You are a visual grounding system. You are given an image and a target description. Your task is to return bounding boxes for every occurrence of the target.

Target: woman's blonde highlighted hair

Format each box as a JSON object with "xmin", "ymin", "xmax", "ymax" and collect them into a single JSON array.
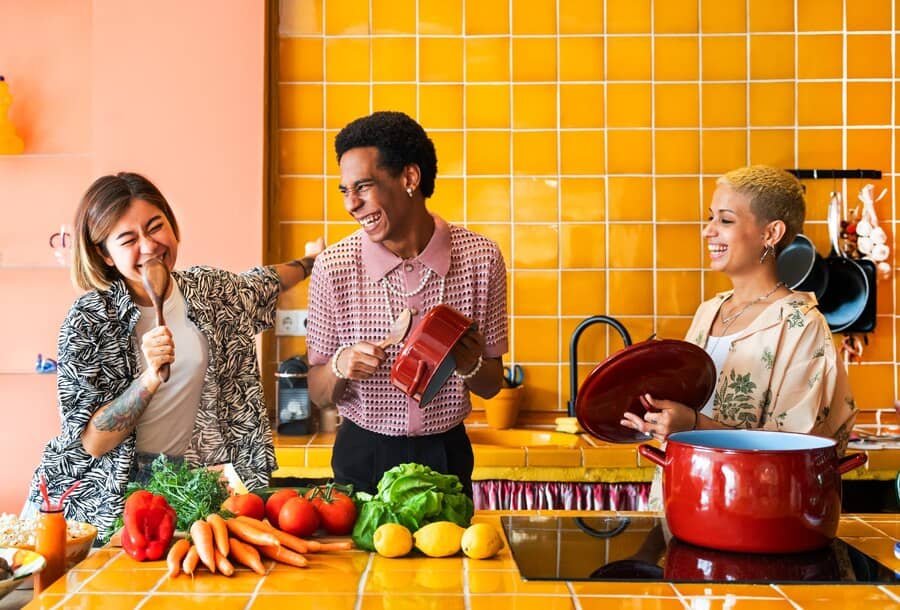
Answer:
[
  {"xmin": 717, "ymin": 166, "xmax": 805, "ymax": 254},
  {"xmin": 71, "ymin": 173, "xmax": 180, "ymax": 291}
]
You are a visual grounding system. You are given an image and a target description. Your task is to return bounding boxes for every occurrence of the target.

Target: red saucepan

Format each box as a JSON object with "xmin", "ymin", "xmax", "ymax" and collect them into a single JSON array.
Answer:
[
  {"xmin": 390, "ymin": 304, "xmax": 474, "ymax": 407},
  {"xmin": 639, "ymin": 430, "xmax": 867, "ymax": 554}
]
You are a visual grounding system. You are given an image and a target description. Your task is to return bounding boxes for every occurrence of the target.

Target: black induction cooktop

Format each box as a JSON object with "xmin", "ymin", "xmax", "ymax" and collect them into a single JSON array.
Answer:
[{"xmin": 501, "ymin": 515, "xmax": 900, "ymax": 584}]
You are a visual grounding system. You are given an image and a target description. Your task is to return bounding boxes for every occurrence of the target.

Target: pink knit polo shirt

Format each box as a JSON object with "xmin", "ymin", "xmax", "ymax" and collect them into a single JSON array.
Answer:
[{"xmin": 306, "ymin": 215, "xmax": 508, "ymax": 436}]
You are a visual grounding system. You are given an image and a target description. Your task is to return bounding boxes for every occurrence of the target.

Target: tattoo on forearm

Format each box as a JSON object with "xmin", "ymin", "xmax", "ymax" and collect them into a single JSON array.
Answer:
[{"xmin": 93, "ymin": 379, "xmax": 153, "ymax": 432}]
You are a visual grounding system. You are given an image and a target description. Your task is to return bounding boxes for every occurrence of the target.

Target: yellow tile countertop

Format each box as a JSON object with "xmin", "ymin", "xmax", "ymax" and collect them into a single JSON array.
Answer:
[
  {"xmin": 272, "ymin": 423, "xmax": 900, "ymax": 483},
  {"xmin": 24, "ymin": 511, "xmax": 900, "ymax": 610}
]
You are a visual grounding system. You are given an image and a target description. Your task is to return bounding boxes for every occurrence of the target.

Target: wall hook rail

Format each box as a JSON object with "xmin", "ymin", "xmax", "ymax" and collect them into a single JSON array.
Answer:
[{"xmin": 786, "ymin": 169, "xmax": 882, "ymax": 180}]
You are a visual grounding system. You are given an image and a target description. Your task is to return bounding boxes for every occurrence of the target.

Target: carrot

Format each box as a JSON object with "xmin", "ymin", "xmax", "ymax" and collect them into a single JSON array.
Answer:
[
  {"xmin": 225, "ymin": 518, "xmax": 280, "ymax": 547},
  {"xmin": 228, "ymin": 537, "xmax": 266, "ymax": 575},
  {"xmin": 257, "ymin": 543, "xmax": 308, "ymax": 568},
  {"xmin": 189, "ymin": 519, "xmax": 216, "ymax": 573},
  {"xmin": 305, "ymin": 539, "xmax": 353, "ymax": 553},
  {"xmin": 214, "ymin": 549, "xmax": 235, "ymax": 576},
  {"xmin": 235, "ymin": 515, "xmax": 309, "ymax": 554},
  {"xmin": 166, "ymin": 538, "xmax": 191, "ymax": 578},
  {"xmin": 182, "ymin": 545, "xmax": 200, "ymax": 576},
  {"xmin": 206, "ymin": 513, "xmax": 230, "ymax": 557},
  {"xmin": 234, "ymin": 515, "xmax": 271, "ymax": 530}
]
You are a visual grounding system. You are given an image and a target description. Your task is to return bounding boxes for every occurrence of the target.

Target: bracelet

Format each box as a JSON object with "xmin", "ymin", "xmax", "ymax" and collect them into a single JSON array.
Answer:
[
  {"xmin": 331, "ymin": 344, "xmax": 351, "ymax": 380},
  {"xmin": 454, "ymin": 355, "xmax": 483, "ymax": 380},
  {"xmin": 691, "ymin": 409, "xmax": 699, "ymax": 430},
  {"xmin": 299, "ymin": 257, "xmax": 314, "ymax": 278}
]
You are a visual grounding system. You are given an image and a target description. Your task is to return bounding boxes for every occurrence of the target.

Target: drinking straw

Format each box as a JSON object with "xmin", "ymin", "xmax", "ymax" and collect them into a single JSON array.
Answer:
[{"xmin": 39, "ymin": 474, "xmax": 51, "ymax": 511}]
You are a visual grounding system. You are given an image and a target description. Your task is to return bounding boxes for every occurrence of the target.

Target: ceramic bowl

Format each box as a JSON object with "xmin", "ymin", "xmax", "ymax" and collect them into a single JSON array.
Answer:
[
  {"xmin": 8, "ymin": 521, "xmax": 97, "ymax": 569},
  {"xmin": 0, "ymin": 547, "xmax": 45, "ymax": 600}
]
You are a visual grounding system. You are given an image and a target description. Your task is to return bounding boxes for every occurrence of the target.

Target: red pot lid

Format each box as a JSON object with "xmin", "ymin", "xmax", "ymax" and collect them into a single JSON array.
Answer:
[{"xmin": 575, "ymin": 339, "xmax": 715, "ymax": 443}]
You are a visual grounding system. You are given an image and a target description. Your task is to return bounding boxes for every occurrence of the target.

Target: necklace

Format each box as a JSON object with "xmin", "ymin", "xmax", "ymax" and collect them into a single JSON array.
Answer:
[
  {"xmin": 380, "ymin": 267, "xmax": 446, "ymax": 327},
  {"xmin": 719, "ymin": 281, "xmax": 785, "ymax": 327},
  {"xmin": 381, "ymin": 267, "xmax": 433, "ymax": 298}
]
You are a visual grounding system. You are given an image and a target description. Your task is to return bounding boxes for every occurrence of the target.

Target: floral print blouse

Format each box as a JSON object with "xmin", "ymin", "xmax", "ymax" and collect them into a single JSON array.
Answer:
[
  {"xmin": 648, "ymin": 291, "xmax": 857, "ymax": 511},
  {"xmin": 686, "ymin": 290, "xmax": 856, "ymax": 450}
]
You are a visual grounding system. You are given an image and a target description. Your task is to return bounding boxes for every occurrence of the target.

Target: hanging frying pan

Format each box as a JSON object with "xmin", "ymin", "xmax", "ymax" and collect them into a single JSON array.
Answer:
[
  {"xmin": 817, "ymin": 193, "xmax": 869, "ymax": 333},
  {"xmin": 776, "ymin": 234, "xmax": 829, "ymax": 299},
  {"xmin": 842, "ymin": 257, "xmax": 877, "ymax": 333}
]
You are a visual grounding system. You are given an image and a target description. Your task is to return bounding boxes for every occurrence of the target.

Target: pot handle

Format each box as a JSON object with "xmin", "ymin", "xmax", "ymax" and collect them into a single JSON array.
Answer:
[
  {"xmin": 836, "ymin": 452, "xmax": 868, "ymax": 475},
  {"xmin": 408, "ymin": 360, "xmax": 428, "ymax": 398},
  {"xmin": 638, "ymin": 444, "xmax": 666, "ymax": 466}
]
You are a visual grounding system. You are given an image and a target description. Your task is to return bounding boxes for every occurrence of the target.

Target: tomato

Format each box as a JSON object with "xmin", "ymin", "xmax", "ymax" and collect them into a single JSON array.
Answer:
[
  {"xmin": 221, "ymin": 492, "xmax": 265, "ymax": 520},
  {"xmin": 304, "ymin": 485, "xmax": 358, "ymax": 535},
  {"xmin": 265, "ymin": 488, "xmax": 299, "ymax": 527},
  {"xmin": 278, "ymin": 496, "xmax": 320, "ymax": 537}
]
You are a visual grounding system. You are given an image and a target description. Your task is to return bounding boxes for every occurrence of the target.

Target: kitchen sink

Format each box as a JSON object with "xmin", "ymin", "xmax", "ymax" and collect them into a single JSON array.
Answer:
[{"xmin": 466, "ymin": 427, "xmax": 590, "ymax": 448}]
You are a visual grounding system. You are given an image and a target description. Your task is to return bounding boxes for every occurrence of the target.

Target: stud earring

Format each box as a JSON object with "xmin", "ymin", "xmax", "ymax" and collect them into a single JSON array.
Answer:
[
  {"xmin": 406, "ymin": 187, "xmax": 413, "ymax": 197},
  {"xmin": 759, "ymin": 244, "xmax": 775, "ymax": 264}
]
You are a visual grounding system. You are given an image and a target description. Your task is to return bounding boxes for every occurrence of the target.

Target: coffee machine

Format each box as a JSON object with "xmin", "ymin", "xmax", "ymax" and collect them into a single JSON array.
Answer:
[{"xmin": 276, "ymin": 355, "xmax": 311, "ymax": 435}]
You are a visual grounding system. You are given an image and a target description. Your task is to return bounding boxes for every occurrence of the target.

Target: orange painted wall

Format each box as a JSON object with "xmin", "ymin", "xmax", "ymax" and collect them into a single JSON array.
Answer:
[{"xmin": 0, "ymin": 0, "xmax": 265, "ymax": 513}]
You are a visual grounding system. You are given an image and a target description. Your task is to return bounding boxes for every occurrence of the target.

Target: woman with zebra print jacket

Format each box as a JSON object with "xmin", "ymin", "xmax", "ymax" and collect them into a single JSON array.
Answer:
[{"xmin": 24, "ymin": 172, "xmax": 323, "ymax": 537}]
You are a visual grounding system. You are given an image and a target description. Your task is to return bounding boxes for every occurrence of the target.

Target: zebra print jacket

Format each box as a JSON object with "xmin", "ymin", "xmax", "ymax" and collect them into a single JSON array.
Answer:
[{"xmin": 27, "ymin": 266, "xmax": 281, "ymax": 535}]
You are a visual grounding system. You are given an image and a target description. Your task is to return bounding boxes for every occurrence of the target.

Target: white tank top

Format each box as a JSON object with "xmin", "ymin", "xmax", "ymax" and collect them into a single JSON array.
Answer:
[
  {"xmin": 700, "ymin": 331, "xmax": 740, "ymax": 417},
  {"xmin": 134, "ymin": 282, "xmax": 208, "ymax": 456}
]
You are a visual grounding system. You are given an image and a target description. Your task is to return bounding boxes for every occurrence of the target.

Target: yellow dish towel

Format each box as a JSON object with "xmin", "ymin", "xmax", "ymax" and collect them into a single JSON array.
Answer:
[{"xmin": 555, "ymin": 417, "xmax": 584, "ymax": 434}]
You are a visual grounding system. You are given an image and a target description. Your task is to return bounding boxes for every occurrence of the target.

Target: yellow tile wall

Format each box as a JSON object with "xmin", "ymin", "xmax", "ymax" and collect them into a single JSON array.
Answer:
[{"xmin": 272, "ymin": 0, "xmax": 897, "ymax": 415}]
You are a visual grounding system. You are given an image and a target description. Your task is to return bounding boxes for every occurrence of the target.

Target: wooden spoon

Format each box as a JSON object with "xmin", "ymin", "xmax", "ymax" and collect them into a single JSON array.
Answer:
[
  {"xmin": 378, "ymin": 308, "xmax": 413, "ymax": 348},
  {"xmin": 140, "ymin": 257, "xmax": 171, "ymax": 382}
]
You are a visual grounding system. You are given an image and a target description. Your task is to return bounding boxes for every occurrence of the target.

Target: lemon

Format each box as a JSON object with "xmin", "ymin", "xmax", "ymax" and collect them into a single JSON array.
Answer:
[
  {"xmin": 460, "ymin": 523, "xmax": 503, "ymax": 559},
  {"xmin": 373, "ymin": 523, "xmax": 414, "ymax": 558},
  {"xmin": 413, "ymin": 521, "xmax": 465, "ymax": 557}
]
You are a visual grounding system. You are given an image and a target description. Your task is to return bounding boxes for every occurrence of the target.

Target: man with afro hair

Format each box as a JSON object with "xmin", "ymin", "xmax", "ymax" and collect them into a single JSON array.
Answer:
[{"xmin": 306, "ymin": 111, "xmax": 508, "ymax": 495}]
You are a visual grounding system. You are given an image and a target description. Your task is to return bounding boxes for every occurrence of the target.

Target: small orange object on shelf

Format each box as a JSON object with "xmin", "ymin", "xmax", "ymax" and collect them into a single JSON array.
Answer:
[{"xmin": 0, "ymin": 75, "xmax": 24, "ymax": 154}]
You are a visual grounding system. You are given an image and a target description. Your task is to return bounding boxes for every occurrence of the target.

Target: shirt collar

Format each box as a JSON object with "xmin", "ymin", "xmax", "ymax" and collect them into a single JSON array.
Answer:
[{"xmin": 362, "ymin": 214, "xmax": 451, "ymax": 281}]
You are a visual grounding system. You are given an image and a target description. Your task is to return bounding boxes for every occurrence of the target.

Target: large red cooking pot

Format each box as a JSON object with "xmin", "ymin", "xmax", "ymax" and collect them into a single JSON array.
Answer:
[
  {"xmin": 390, "ymin": 304, "xmax": 474, "ymax": 407},
  {"xmin": 639, "ymin": 430, "xmax": 867, "ymax": 554}
]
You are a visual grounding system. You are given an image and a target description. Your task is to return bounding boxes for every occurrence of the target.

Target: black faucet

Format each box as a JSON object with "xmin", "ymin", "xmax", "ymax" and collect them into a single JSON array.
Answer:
[{"xmin": 568, "ymin": 315, "xmax": 632, "ymax": 417}]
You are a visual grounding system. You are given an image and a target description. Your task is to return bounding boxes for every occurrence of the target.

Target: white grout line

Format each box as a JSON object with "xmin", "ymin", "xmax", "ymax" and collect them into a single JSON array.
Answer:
[
  {"xmin": 602, "ymin": 0, "xmax": 610, "ymax": 358},
  {"xmin": 769, "ymin": 583, "xmax": 805, "ymax": 610},
  {"xmin": 554, "ymin": 0, "xmax": 562, "ymax": 402},
  {"xmin": 696, "ymin": 0, "xmax": 705, "ymax": 301},
  {"xmin": 279, "ymin": 29, "xmax": 899, "ymax": 39},
  {"xmin": 891, "ymin": 0, "xmax": 897, "ymax": 405},
  {"xmin": 745, "ymin": 0, "xmax": 751, "ymax": 164},
  {"xmin": 650, "ymin": 0, "xmax": 658, "ymax": 330},
  {"xmin": 353, "ymin": 552, "xmax": 375, "ymax": 610}
]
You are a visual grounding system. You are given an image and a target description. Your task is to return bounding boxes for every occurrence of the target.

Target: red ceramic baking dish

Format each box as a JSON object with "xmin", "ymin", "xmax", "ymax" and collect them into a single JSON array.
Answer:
[{"xmin": 390, "ymin": 304, "xmax": 475, "ymax": 407}]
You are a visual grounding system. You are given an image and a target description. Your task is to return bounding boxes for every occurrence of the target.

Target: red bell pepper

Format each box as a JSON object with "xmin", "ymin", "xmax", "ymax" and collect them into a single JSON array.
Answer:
[{"xmin": 122, "ymin": 490, "xmax": 176, "ymax": 561}]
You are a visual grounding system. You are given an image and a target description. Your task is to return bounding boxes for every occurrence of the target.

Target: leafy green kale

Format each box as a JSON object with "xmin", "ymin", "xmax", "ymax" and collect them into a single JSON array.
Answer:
[{"xmin": 127, "ymin": 455, "xmax": 229, "ymax": 532}]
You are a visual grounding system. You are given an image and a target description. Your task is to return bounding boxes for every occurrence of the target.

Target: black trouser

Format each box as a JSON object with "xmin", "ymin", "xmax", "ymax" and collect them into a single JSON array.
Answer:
[{"xmin": 331, "ymin": 418, "xmax": 474, "ymax": 497}]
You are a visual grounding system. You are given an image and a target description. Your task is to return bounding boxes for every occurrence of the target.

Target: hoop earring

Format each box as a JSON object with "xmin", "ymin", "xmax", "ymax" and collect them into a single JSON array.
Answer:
[
  {"xmin": 406, "ymin": 187, "xmax": 414, "ymax": 198},
  {"xmin": 759, "ymin": 244, "xmax": 775, "ymax": 264}
]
